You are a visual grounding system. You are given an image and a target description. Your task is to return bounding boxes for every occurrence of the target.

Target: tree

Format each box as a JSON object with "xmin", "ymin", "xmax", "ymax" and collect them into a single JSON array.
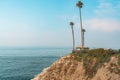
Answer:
[
  {"xmin": 70, "ymin": 22, "xmax": 75, "ymax": 53},
  {"xmin": 76, "ymin": 1, "xmax": 84, "ymax": 48}
]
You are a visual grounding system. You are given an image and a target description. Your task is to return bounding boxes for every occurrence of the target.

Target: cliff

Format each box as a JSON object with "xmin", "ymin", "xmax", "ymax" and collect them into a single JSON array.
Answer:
[{"xmin": 32, "ymin": 49, "xmax": 120, "ymax": 80}]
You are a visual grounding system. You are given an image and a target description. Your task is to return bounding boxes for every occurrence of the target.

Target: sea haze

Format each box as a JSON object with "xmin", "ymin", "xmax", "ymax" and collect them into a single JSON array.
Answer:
[{"xmin": 0, "ymin": 47, "xmax": 71, "ymax": 80}]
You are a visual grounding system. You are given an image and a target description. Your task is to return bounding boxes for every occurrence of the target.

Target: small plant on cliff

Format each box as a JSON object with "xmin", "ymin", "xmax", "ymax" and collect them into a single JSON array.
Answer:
[{"xmin": 117, "ymin": 54, "xmax": 120, "ymax": 66}]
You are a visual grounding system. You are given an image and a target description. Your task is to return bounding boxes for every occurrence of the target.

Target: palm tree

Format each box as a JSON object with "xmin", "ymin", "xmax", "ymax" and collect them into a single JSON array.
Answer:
[
  {"xmin": 82, "ymin": 29, "xmax": 86, "ymax": 47},
  {"xmin": 70, "ymin": 22, "xmax": 75, "ymax": 53},
  {"xmin": 76, "ymin": 1, "xmax": 84, "ymax": 48}
]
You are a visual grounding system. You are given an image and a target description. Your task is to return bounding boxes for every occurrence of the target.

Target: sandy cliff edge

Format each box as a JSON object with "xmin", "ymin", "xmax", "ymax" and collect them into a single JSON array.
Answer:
[{"xmin": 32, "ymin": 53, "xmax": 120, "ymax": 80}]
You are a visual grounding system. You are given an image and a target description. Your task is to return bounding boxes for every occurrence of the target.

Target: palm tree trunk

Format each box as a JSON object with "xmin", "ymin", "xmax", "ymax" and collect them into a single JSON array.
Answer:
[
  {"xmin": 79, "ymin": 7, "xmax": 84, "ymax": 48},
  {"xmin": 83, "ymin": 31, "xmax": 84, "ymax": 47},
  {"xmin": 71, "ymin": 26, "xmax": 75, "ymax": 52}
]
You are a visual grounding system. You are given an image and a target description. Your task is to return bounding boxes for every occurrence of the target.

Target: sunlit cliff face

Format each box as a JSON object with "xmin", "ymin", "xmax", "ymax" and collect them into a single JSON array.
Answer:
[{"xmin": 33, "ymin": 51, "xmax": 120, "ymax": 80}]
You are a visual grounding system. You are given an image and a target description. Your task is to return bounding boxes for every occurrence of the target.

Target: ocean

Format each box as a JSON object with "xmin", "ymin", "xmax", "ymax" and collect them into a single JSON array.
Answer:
[{"xmin": 0, "ymin": 47, "xmax": 71, "ymax": 80}]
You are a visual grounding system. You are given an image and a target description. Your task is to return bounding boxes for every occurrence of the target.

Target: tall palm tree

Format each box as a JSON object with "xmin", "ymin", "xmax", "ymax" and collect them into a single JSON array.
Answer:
[
  {"xmin": 82, "ymin": 28, "xmax": 86, "ymax": 47},
  {"xmin": 76, "ymin": 1, "xmax": 84, "ymax": 48},
  {"xmin": 70, "ymin": 22, "xmax": 75, "ymax": 53}
]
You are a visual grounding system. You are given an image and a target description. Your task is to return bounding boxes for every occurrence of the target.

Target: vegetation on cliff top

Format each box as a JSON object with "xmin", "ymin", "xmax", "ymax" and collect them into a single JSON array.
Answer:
[{"xmin": 71, "ymin": 48, "xmax": 120, "ymax": 78}]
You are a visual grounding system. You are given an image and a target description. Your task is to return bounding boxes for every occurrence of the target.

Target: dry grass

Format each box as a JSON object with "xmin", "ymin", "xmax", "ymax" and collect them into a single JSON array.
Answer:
[{"xmin": 72, "ymin": 48, "xmax": 120, "ymax": 78}]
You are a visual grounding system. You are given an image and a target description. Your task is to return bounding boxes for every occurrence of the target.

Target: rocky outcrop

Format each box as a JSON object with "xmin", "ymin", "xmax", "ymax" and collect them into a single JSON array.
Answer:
[{"xmin": 32, "ymin": 54, "xmax": 120, "ymax": 80}]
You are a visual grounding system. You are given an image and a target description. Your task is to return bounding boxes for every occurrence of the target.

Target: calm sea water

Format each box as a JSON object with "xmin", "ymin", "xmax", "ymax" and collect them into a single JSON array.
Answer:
[{"xmin": 0, "ymin": 47, "xmax": 71, "ymax": 80}]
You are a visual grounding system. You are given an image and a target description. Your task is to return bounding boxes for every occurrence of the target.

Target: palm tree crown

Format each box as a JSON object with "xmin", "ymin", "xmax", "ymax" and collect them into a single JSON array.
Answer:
[
  {"xmin": 82, "ymin": 29, "xmax": 86, "ymax": 32},
  {"xmin": 70, "ymin": 22, "xmax": 74, "ymax": 26},
  {"xmin": 76, "ymin": 1, "xmax": 83, "ymax": 8}
]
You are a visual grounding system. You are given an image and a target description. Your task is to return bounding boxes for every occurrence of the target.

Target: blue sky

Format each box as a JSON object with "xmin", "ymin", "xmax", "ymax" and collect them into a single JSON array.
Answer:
[{"xmin": 0, "ymin": 0, "xmax": 120, "ymax": 49}]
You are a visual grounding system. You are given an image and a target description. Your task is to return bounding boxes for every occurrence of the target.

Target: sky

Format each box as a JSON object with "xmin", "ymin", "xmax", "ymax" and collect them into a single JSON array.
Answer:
[{"xmin": 0, "ymin": 0, "xmax": 120, "ymax": 49}]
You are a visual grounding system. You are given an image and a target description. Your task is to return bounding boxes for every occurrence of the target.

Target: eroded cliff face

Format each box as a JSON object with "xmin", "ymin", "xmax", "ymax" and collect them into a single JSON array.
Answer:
[
  {"xmin": 92, "ymin": 56, "xmax": 120, "ymax": 80},
  {"xmin": 32, "ymin": 54, "xmax": 120, "ymax": 80}
]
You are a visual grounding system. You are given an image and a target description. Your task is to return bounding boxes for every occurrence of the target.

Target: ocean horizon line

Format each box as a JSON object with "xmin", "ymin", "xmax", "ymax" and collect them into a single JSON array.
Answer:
[{"xmin": 0, "ymin": 46, "xmax": 72, "ymax": 50}]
